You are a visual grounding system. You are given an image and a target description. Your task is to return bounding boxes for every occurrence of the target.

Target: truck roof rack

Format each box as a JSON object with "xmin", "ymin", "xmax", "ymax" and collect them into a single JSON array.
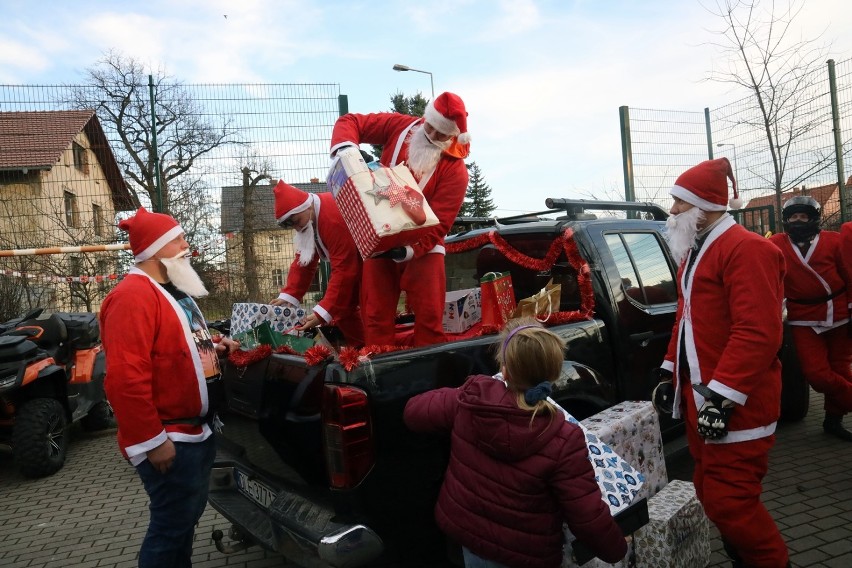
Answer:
[{"xmin": 544, "ymin": 198, "xmax": 669, "ymax": 221}]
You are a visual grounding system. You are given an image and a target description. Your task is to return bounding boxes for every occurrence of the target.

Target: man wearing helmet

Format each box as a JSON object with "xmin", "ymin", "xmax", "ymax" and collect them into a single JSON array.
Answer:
[{"xmin": 769, "ymin": 196, "xmax": 852, "ymax": 441}]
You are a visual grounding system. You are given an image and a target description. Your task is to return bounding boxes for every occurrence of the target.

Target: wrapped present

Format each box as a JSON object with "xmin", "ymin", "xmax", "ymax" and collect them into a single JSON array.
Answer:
[
  {"xmin": 634, "ymin": 480, "xmax": 711, "ymax": 568},
  {"xmin": 581, "ymin": 401, "xmax": 668, "ymax": 503},
  {"xmin": 232, "ymin": 321, "xmax": 314, "ymax": 353},
  {"xmin": 328, "ymin": 147, "xmax": 439, "ymax": 259},
  {"xmin": 443, "ymin": 288, "xmax": 482, "ymax": 334},
  {"xmin": 231, "ymin": 302, "xmax": 306, "ymax": 336},
  {"xmin": 480, "ymin": 271, "xmax": 516, "ymax": 329},
  {"xmin": 513, "ymin": 279, "xmax": 561, "ymax": 321}
]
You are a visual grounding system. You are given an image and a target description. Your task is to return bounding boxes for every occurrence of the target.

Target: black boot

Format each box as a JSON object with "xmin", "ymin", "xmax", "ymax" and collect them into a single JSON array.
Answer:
[
  {"xmin": 722, "ymin": 539, "xmax": 745, "ymax": 568},
  {"xmin": 823, "ymin": 414, "xmax": 852, "ymax": 442}
]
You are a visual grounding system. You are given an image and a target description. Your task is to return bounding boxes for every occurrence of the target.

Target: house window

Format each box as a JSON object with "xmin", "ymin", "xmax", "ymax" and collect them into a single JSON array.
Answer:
[
  {"xmin": 64, "ymin": 190, "xmax": 79, "ymax": 228},
  {"xmin": 72, "ymin": 141, "xmax": 88, "ymax": 173},
  {"xmin": 269, "ymin": 234, "xmax": 282, "ymax": 253},
  {"xmin": 92, "ymin": 203, "xmax": 104, "ymax": 236},
  {"xmin": 272, "ymin": 268, "xmax": 285, "ymax": 287}
]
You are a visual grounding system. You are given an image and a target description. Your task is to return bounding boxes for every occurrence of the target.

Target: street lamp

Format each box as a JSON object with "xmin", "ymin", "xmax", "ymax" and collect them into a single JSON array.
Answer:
[
  {"xmin": 716, "ymin": 143, "xmax": 739, "ymax": 183},
  {"xmin": 392, "ymin": 64, "xmax": 434, "ymax": 99}
]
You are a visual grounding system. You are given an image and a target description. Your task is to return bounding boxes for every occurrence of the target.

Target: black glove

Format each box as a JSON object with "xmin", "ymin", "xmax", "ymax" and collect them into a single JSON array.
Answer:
[
  {"xmin": 373, "ymin": 247, "xmax": 407, "ymax": 261},
  {"xmin": 651, "ymin": 368, "xmax": 675, "ymax": 415},
  {"xmin": 692, "ymin": 383, "xmax": 735, "ymax": 439}
]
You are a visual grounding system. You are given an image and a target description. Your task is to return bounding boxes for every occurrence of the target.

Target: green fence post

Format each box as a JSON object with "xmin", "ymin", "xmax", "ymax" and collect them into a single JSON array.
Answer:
[
  {"xmin": 148, "ymin": 75, "xmax": 163, "ymax": 213},
  {"xmin": 827, "ymin": 60, "xmax": 847, "ymax": 224},
  {"xmin": 705, "ymin": 108, "xmax": 714, "ymax": 159},
  {"xmin": 619, "ymin": 106, "xmax": 636, "ymax": 218}
]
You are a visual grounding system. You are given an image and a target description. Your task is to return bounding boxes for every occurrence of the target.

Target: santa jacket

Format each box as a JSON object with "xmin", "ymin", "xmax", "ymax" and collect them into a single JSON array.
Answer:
[
  {"xmin": 662, "ymin": 216, "xmax": 785, "ymax": 444},
  {"xmin": 769, "ymin": 231, "xmax": 850, "ymax": 327},
  {"xmin": 842, "ymin": 222, "xmax": 852, "ymax": 280},
  {"xmin": 279, "ymin": 193, "xmax": 361, "ymax": 324},
  {"xmin": 403, "ymin": 375, "xmax": 626, "ymax": 568},
  {"xmin": 101, "ymin": 268, "xmax": 211, "ymax": 464},
  {"xmin": 331, "ymin": 112, "xmax": 468, "ymax": 260}
]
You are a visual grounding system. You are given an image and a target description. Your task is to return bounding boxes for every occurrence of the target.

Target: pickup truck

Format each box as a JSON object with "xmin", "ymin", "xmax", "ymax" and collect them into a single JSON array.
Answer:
[{"xmin": 207, "ymin": 199, "xmax": 807, "ymax": 568}]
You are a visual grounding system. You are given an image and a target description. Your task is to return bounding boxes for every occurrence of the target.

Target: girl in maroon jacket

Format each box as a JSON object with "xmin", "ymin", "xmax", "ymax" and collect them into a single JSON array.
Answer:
[{"xmin": 403, "ymin": 319, "xmax": 627, "ymax": 568}]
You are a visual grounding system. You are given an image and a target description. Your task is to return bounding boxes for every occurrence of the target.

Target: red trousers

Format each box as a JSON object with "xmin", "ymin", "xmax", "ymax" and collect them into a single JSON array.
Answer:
[
  {"xmin": 791, "ymin": 324, "xmax": 852, "ymax": 415},
  {"xmin": 361, "ymin": 253, "xmax": 446, "ymax": 347},
  {"xmin": 683, "ymin": 394, "xmax": 789, "ymax": 568},
  {"xmin": 334, "ymin": 306, "xmax": 365, "ymax": 349}
]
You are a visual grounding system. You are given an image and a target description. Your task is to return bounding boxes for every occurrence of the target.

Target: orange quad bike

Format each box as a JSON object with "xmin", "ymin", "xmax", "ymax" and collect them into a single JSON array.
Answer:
[{"xmin": 0, "ymin": 308, "xmax": 112, "ymax": 478}]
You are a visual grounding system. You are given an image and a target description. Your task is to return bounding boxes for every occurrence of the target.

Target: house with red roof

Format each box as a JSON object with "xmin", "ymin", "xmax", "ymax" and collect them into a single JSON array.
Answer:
[
  {"xmin": 0, "ymin": 110, "xmax": 137, "ymax": 314},
  {"xmin": 744, "ymin": 177, "xmax": 851, "ymax": 234}
]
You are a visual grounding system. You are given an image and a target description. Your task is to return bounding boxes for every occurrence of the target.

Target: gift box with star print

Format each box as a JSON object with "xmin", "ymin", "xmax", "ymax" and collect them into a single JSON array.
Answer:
[{"xmin": 327, "ymin": 147, "xmax": 439, "ymax": 259}]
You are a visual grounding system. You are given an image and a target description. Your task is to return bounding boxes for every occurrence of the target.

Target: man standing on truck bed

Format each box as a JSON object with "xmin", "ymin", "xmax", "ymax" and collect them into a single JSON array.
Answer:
[
  {"xmin": 330, "ymin": 92, "xmax": 470, "ymax": 347},
  {"xmin": 769, "ymin": 197, "xmax": 852, "ymax": 441},
  {"xmin": 101, "ymin": 207, "xmax": 238, "ymax": 568},
  {"xmin": 656, "ymin": 158, "xmax": 790, "ymax": 568},
  {"xmin": 269, "ymin": 180, "xmax": 365, "ymax": 347}
]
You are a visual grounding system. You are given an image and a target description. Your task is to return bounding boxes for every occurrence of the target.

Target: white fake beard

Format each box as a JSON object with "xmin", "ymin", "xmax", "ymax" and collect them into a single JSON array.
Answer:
[
  {"xmin": 161, "ymin": 252, "xmax": 209, "ymax": 297},
  {"xmin": 293, "ymin": 220, "xmax": 316, "ymax": 267},
  {"xmin": 665, "ymin": 207, "xmax": 705, "ymax": 265},
  {"xmin": 406, "ymin": 124, "xmax": 446, "ymax": 179}
]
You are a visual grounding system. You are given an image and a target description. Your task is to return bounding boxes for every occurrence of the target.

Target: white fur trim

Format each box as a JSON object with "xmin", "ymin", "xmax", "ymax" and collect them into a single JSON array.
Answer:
[
  {"xmin": 276, "ymin": 193, "xmax": 313, "ymax": 224},
  {"xmin": 670, "ymin": 185, "xmax": 728, "ymax": 212},
  {"xmin": 707, "ymin": 379, "xmax": 747, "ymax": 406},
  {"xmin": 661, "ymin": 360, "xmax": 674, "ymax": 372},
  {"xmin": 277, "ymin": 293, "xmax": 301, "ymax": 307},
  {"xmin": 729, "ymin": 197, "xmax": 743, "ymax": 210},
  {"xmin": 330, "ymin": 141, "xmax": 357, "ymax": 158},
  {"xmin": 424, "ymin": 102, "xmax": 460, "ymax": 137},
  {"xmin": 313, "ymin": 305, "xmax": 331, "ymax": 324},
  {"xmin": 135, "ymin": 224, "xmax": 184, "ymax": 262},
  {"xmin": 394, "ymin": 246, "xmax": 414, "ymax": 263},
  {"xmin": 706, "ymin": 422, "xmax": 776, "ymax": 444}
]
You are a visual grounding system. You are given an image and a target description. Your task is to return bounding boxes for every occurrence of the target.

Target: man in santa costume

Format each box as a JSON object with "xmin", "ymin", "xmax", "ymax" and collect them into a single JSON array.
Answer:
[
  {"xmin": 100, "ymin": 207, "xmax": 238, "ymax": 567},
  {"xmin": 843, "ymin": 222, "xmax": 852, "ymax": 281},
  {"xmin": 269, "ymin": 180, "xmax": 364, "ymax": 347},
  {"xmin": 769, "ymin": 197, "xmax": 852, "ymax": 440},
  {"xmin": 654, "ymin": 158, "xmax": 789, "ymax": 568},
  {"xmin": 330, "ymin": 92, "xmax": 470, "ymax": 346}
]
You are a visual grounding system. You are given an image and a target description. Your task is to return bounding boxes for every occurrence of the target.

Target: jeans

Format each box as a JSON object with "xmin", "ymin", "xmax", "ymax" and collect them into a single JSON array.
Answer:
[
  {"xmin": 136, "ymin": 436, "xmax": 216, "ymax": 568},
  {"xmin": 462, "ymin": 547, "xmax": 511, "ymax": 568}
]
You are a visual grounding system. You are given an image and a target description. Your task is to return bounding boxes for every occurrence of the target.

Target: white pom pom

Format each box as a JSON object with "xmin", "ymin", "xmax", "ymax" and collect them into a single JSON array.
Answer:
[
  {"xmin": 457, "ymin": 132, "xmax": 471, "ymax": 145},
  {"xmin": 729, "ymin": 197, "xmax": 743, "ymax": 210}
]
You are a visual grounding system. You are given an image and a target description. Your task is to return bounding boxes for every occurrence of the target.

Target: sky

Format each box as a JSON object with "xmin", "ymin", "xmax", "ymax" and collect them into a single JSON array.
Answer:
[{"xmin": 2, "ymin": 0, "xmax": 851, "ymax": 215}]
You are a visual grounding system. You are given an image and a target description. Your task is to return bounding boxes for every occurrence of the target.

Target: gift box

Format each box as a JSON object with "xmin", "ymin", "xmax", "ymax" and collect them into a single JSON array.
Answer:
[
  {"xmin": 634, "ymin": 480, "xmax": 711, "ymax": 568},
  {"xmin": 328, "ymin": 147, "xmax": 439, "ymax": 259},
  {"xmin": 230, "ymin": 302, "xmax": 306, "ymax": 336},
  {"xmin": 480, "ymin": 271, "xmax": 516, "ymax": 329},
  {"xmin": 443, "ymin": 288, "xmax": 482, "ymax": 334},
  {"xmin": 581, "ymin": 401, "xmax": 668, "ymax": 503},
  {"xmin": 232, "ymin": 321, "xmax": 314, "ymax": 353}
]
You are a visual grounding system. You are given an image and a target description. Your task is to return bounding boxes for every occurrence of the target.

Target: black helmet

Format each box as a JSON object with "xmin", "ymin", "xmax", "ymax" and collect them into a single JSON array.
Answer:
[{"xmin": 782, "ymin": 196, "xmax": 820, "ymax": 242}]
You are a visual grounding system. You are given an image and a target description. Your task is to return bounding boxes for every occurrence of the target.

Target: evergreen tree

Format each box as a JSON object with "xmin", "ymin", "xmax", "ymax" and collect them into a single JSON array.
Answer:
[
  {"xmin": 370, "ymin": 92, "xmax": 429, "ymax": 160},
  {"xmin": 459, "ymin": 162, "xmax": 496, "ymax": 217}
]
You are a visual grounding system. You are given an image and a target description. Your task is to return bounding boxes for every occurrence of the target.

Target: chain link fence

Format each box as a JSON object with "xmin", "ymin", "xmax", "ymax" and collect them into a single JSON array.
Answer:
[
  {"xmin": 0, "ymin": 82, "xmax": 342, "ymax": 320},
  {"xmin": 622, "ymin": 57, "xmax": 852, "ymax": 233}
]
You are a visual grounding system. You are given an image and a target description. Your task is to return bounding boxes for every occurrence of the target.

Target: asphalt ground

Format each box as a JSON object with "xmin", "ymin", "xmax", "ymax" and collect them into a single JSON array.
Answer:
[{"xmin": 1, "ymin": 388, "xmax": 851, "ymax": 568}]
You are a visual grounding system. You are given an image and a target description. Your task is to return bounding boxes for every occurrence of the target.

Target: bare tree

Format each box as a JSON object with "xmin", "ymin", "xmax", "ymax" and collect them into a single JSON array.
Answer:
[
  {"xmin": 66, "ymin": 50, "xmax": 240, "ymax": 215},
  {"xmin": 704, "ymin": 0, "xmax": 831, "ymax": 227}
]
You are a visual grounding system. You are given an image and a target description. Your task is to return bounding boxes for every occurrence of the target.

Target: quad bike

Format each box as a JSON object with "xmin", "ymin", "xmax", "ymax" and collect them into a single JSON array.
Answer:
[{"xmin": 0, "ymin": 308, "xmax": 111, "ymax": 478}]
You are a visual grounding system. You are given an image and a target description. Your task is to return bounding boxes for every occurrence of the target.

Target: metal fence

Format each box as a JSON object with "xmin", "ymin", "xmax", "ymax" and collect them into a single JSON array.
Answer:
[
  {"xmin": 0, "ymin": 82, "xmax": 343, "ymax": 320},
  {"xmin": 621, "ymin": 57, "xmax": 852, "ymax": 233}
]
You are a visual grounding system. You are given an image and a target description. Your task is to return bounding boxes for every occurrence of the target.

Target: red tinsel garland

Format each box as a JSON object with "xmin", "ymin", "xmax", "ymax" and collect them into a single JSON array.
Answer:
[
  {"xmin": 228, "ymin": 344, "xmax": 271, "ymax": 367},
  {"xmin": 304, "ymin": 344, "xmax": 333, "ymax": 366},
  {"xmin": 273, "ymin": 344, "xmax": 299, "ymax": 356}
]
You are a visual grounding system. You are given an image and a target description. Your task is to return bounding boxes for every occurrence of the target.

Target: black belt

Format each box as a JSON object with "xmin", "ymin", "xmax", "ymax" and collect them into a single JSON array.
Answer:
[
  {"xmin": 162, "ymin": 414, "xmax": 213, "ymax": 427},
  {"xmin": 788, "ymin": 287, "xmax": 846, "ymax": 305}
]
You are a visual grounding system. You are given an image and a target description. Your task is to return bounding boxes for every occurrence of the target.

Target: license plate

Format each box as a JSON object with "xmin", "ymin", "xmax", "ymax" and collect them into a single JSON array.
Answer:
[{"xmin": 234, "ymin": 469, "xmax": 276, "ymax": 510}]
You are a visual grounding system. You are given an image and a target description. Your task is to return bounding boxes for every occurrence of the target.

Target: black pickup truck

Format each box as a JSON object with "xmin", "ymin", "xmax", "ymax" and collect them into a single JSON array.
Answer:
[{"xmin": 207, "ymin": 199, "xmax": 807, "ymax": 567}]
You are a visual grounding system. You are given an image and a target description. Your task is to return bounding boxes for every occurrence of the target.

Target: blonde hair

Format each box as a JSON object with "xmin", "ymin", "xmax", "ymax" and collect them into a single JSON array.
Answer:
[{"xmin": 496, "ymin": 318, "xmax": 566, "ymax": 424}]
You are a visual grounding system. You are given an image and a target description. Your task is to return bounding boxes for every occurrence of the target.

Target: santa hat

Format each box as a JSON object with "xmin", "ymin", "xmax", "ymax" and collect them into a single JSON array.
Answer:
[
  {"xmin": 118, "ymin": 207, "xmax": 184, "ymax": 263},
  {"xmin": 671, "ymin": 157, "xmax": 742, "ymax": 211},
  {"xmin": 273, "ymin": 180, "xmax": 312, "ymax": 224},
  {"xmin": 423, "ymin": 92, "xmax": 470, "ymax": 145}
]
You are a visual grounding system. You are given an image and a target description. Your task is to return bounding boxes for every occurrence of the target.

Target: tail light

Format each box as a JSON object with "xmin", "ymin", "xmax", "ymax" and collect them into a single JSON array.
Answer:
[{"xmin": 322, "ymin": 384, "xmax": 375, "ymax": 490}]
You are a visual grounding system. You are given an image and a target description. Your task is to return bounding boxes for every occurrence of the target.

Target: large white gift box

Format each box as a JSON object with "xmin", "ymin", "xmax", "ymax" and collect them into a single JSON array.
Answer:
[
  {"xmin": 230, "ymin": 303, "xmax": 306, "ymax": 336},
  {"xmin": 562, "ymin": 401, "xmax": 666, "ymax": 568},
  {"xmin": 328, "ymin": 147, "xmax": 439, "ymax": 259},
  {"xmin": 634, "ymin": 480, "xmax": 711, "ymax": 568},
  {"xmin": 442, "ymin": 288, "xmax": 482, "ymax": 334}
]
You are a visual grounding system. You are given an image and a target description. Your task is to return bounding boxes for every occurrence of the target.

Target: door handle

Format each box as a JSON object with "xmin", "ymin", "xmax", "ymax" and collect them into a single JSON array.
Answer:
[{"xmin": 630, "ymin": 331, "xmax": 654, "ymax": 346}]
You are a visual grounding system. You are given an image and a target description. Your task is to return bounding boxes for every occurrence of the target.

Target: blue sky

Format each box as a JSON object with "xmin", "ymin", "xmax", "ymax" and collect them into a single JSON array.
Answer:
[{"xmin": 2, "ymin": 0, "xmax": 850, "ymax": 215}]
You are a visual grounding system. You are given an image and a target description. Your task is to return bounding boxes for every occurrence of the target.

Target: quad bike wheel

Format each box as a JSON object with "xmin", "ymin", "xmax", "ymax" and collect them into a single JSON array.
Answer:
[
  {"xmin": 81, "ymin": 400, "xmax": 115, "ymax": 431},
  {"xmin": 12, "ymin": 398, "xmax": 69, "ymax": 478}
]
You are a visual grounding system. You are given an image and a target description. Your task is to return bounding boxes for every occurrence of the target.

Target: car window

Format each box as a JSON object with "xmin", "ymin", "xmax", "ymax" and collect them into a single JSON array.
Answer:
[{"xmin": 605, "ymin": 232, "xmax": 677, "ymax": 305}]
